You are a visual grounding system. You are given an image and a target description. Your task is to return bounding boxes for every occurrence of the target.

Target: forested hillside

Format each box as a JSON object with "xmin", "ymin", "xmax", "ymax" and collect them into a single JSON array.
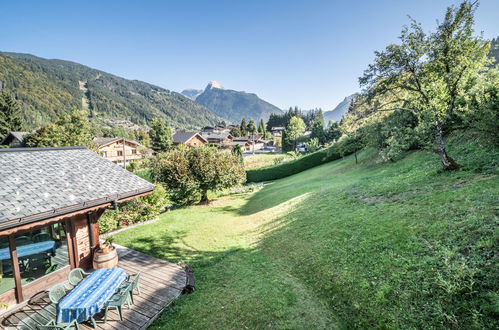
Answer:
[{"xmin": 0, "ymin": 52, "xmax": 221, "ymax": 129}]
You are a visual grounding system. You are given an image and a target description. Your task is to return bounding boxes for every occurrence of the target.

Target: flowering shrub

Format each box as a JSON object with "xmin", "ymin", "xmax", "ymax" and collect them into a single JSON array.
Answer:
[{"xmin": 98, "ymin": 183, "xmax": 168, "ymax": 234}]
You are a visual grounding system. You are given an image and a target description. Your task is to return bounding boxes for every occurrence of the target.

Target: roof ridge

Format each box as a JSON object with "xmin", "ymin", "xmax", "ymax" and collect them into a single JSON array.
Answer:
[{"xmin": 0, "ymin": 146, "xmax": 88, "ymax": 153}]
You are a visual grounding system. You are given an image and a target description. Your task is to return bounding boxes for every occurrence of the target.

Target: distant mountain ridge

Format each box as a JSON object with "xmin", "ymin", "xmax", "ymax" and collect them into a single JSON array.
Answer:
[
  {"xmin": 0, "ymin": 52, "xmax": 221, "ymax": 130},
  {"xmin": 184, "ymin": 81, "xmax": 283, "ymax": 123},
  {"xmin": 324, "ymin": 95, "xmax": 355, "ymax": 123},
  {"xmin": 181, "ymin": 88, "xmax": 203, "ymax": 100}
]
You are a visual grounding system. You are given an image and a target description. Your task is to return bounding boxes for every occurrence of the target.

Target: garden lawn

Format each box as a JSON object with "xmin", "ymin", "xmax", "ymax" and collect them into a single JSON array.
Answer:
[
  {"xmin": 243, "ymin": 152, "xmax": 290, "ymax": 169},
  {"xmin": 113, "ymin": 133, "xmax": 498, "ymax": 329}
]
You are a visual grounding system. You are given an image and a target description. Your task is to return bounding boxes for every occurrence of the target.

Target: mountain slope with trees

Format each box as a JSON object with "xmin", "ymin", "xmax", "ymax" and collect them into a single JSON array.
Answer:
[
  {"xmin": 0, "ymin": 52, "xmax": 221, "ymax": 130},
  {"xmin": 193, "ymin": 81, "xmax": 283, "ymax": 123}
]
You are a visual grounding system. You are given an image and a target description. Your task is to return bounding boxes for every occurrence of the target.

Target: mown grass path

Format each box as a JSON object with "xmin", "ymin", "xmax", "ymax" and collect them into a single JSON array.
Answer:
[{"xmin": 114, "ymin": 135, "xmax": 498, "ymax": 329}]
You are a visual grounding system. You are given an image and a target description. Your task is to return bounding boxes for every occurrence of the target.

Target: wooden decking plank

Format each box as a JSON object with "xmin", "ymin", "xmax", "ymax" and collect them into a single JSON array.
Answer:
[{"xmin": 118, "ymin": 258, "xmax": 185, "ymax": 277}]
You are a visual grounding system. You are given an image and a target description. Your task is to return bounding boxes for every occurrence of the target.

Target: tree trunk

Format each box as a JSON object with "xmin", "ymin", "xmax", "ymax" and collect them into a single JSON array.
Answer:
[
  {"xmin": 354, "ymin": 150, "xmax": 358, "ymax": 164},
  {"xmin": 199, "ymin": 190, "xmax": 209, "ymax": 204},
  {"xmin": 435, "ymin": 127, "xmax": 459, "ymax": 171}
]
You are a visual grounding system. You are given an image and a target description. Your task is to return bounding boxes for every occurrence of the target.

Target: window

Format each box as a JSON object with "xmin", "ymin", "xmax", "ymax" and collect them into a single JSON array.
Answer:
[
  {"xmin": 131, "ymin": 149, "xmax": 137, "ymax": 155},
  {"xmin": 101, "ymin": 151, "xmax": 107, "ymax": 157},
  {"xmin": 14, "ymin": 222, "xmax": 70, "ymax": 286},
  {"xmin": 117, "ymin": 150, "xmax": 123, "ymax": 156},
  {"xmin": 0, "ymin": 237, "xmax": 14, "ymax": 295}
]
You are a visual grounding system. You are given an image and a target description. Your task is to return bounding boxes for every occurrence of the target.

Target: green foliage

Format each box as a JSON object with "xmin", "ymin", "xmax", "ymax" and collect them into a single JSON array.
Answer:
[
  {"xmin": 229, "ymin": 127, "xmax": 242, "ymax": 137},
  {"xmin": 460, "ymin": 68, "xmax": 499, "ymax": 145},
  {"xmin": 151, "ymin": 146, "xmax": 246, "ymax": 205},
  {"xmin": 283, "ymin": 116, "xmax": 305, "ymax": 151},
  {"xmin": 0, "ymin": 52, "xmax": 220, "ymax": 130},
  {"xmin": 240, "ymin": 118, "xmax": 247, "ymax": 136},
  {"xmin": 114, "ymin": 133, "xmax": 498, "ymax": 329},
  {"xmin": 0, "ymin": 90, "xmax": 24, "ymax": 138},
  {"xmin": 24, "ymin": 110, "xmax": 94, "ymax": 148},
  {"xmin": 310, "ymin": 120, "xmax": 326, "ymax": 144},
  {"xmin": 247, "ymin": 119, "xmax": 256, "ymax": 134},
  {"xmin": 247, "ymin": 134, "xmax": 362, "ymax": 182},
  {"xmin": 304, "ymin": 137, "xmax": 321, "ymax": 153},
  {"xmin": 98, "ymin": 183, "xmax": 168, "ymax": 234},
  {"xmin": 325, "ymin": 120, "xmax": 342, "ymax": 142},
  {"xmin": 359, "ymin": 1, "xmax": 491, "ymax": 170},
  {"xmin": 149, "ymin": 118, "xmax": 172, "ymax": 152},
  {"xmin": 231, "ymin": 144, "xmax": 243, "ymax": 163}
]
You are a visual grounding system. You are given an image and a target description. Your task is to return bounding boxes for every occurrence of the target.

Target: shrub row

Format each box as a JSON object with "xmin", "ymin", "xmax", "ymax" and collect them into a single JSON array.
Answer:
[
  {"xmin": 246, "ymin": 147, "xmax": 336, "ymax": 182},
  {"xmin": 246, "ymin": 135, "xmax": 362, "ymax": 182}
]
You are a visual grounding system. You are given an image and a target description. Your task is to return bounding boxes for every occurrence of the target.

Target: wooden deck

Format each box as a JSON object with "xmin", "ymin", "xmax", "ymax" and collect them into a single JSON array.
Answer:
[{"xmin": 0, "ymin": 245, "xmax": 187, "ymax": 330}]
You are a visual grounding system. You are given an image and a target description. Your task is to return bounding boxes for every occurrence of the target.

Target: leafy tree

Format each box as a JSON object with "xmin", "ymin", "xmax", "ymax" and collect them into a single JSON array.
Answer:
[
  {"xmin": 149, "ymin": 118, "xmax": 172, "ymax": 152},
  {"xmin": 230, "ymin": 127, "xmax": 242, "ymax": 137},
  {"xmin": 247, "ymin": 119, "xmax": 257, "ymax": 135},
  {"xmin": 310, "ymin": 119, "xmax": 326, "ymax": 144},
  {"xmin": 152, "ymin": 146, "xmax": 245, "ymax": 205},
  {"xmin": 325, "ymin": 120, "xmax": 342, "ymax": 143},
  {"xmin": 461, "ymin": 68, "xmax": 499, "ymax": 145},
  {"xmin": 240, "ymin": 118, "xmax": 248, "ymax": 136},
  {"xmin": 360, "ymin": 1, "xmax": 491, "ymax": 170},
  {"xmin": 284, "ymin": 116, "xmax": 306, "ymax": 151},
  {"xmin": 305, "ymin": 137, "xmax": 321, "ymax": 153},
  {"xmin": 218, "ymin": 120, "xmax": 227, "ymax": 128},
  {"xmin": 24, "ymin": 110, "xmax": 94, "ymax": 148},
  {"xmin": 0, "ymin": 90, "xmax": 24, "ymax": 138},
  {"xmin": 231, "ymin": 144, "xmax": 243, "ymax": 162}
]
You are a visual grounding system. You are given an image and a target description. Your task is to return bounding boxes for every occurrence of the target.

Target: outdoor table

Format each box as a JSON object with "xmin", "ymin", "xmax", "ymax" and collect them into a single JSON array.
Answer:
[
  {"xmin": 0, "ymin": 240, "xmax": 56, "ymax": 277},
  {"xmin": 0, "ymin": 240, "xmax": 56, "ymax": 261},
  {"xmin": 57, "ymin": 267, "xmax": 127, "ymax": 325}
]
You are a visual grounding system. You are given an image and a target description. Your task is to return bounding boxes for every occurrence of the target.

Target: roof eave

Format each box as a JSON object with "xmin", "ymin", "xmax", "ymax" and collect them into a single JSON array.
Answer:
[{"xmin": 0, "ymin": 186, "xmax": 155, "ymax": 232}]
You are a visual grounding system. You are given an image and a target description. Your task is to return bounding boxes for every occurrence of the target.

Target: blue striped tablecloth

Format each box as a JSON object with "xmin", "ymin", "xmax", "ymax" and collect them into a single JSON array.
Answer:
[
  {"xmin": 0, "ymin": 240, "xmax": 56, "ymax": 261},
  {"xmin": 57, "ymin": 268, "xmax": 127, "ymax": 323}
]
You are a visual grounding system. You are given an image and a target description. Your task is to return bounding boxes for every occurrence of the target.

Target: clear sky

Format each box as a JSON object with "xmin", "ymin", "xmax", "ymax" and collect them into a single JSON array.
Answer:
[{"xmin": 1, "ymin": 0, "xmax": 498, "ymax": 110}]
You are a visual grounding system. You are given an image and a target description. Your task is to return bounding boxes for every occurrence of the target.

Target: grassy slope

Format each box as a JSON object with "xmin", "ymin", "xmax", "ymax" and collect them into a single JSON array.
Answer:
[
  {"xmin": 113, "ymin": 133, "xmax": 498, "ymax": 329},
  {"xmin": 243, "ymin": 153, "xmax": 288, "ymax": 170}
]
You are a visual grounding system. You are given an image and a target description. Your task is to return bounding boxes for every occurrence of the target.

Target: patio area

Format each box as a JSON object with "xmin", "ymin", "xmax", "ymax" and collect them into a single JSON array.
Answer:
[{"xmin": 0, "ymin": 245, "xmax": 188, "ymax": 330}]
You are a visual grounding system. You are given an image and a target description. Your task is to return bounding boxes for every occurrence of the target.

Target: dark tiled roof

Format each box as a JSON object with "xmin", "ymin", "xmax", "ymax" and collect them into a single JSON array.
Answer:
[
  {"xmin": 200, "ymin": 132, "xmax": 232, "ymax": 141},
  {"xmin": 0, "ymin": 147, "xmax": 155, "ymax": 226},
  {"xmin": 172, "ymin": 132, "xmax": 207, "ymax": 144},
  {"xmin": 0, "ymin": 131, "xmax": 29, "ymax": 145}
]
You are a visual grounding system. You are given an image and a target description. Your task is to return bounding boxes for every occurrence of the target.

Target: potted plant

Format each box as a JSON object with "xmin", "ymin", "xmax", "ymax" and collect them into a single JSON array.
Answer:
[{"xmin": 93, "ymin": 236, "xmax": 118, "ymax": 269}]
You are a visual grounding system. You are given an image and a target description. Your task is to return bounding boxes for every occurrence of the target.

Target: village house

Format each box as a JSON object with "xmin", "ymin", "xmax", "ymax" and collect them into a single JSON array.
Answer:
[
  {"xmin": 270, "ymin": 127, "xmax": 285, "ymax": 137},
  {"xmin": 0, "ymin": 146, "xmax": 155, "ymax": 307},
  {"xmin": 0, "ymin": 132, "xmax": 29, "ymax": 148},
  {"xmin": 200, "ymin": 131, "xmax": 233, "ymax": 147},
  {"xmin": 93, "ymin": 137, "xmax": 150, "ymax": 164},
  {"xmin": 172, "ymin": 132, "xmax": 208, "ymax": 147}
]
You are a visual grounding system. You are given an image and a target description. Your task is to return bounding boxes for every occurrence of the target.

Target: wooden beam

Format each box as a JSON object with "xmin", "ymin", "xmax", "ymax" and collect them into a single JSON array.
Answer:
[
  {"xmin": 8, "ymin": 235, "xmax": 23, "ymax": 302},
  {"xmin": 65, "ymin": 219, "xmax": 76, "ymax": 268}
]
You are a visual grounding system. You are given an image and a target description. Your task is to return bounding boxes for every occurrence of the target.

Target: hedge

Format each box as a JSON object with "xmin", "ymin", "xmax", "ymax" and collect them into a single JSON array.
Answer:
[{"xmin": 246, "ymin": 147, "xmax": 343, "ymax": 182}]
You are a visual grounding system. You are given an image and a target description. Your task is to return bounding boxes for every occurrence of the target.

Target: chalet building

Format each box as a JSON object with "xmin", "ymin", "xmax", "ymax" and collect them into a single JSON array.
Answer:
[
  {"xmin": 271, "ymin": 127, "xmax": 285, "ymax": 137},
  {"xmin": 93, "ymin": 137, "xmax": 150, "ymax": 164},
  {"xmin": 200, "ymin": 132, "xmax": 233, "ymax": 147},
  {"xmin": 172, "ymin": 132, "xmax": 208, "ymax": 147},
  {"xmin": 0, "ymin": 132, "xmax": 29, "ymax": 148},
  {"xmin": 230, "ymin": 140, "xmax": 251, "ymax": 151},
  {"xmin": 232, "ymin": 136, "xmax": 267, "ymax": 151},
  {"xmin": 0, "ymin": 146, "xmax": 154, "ymax": 306}
]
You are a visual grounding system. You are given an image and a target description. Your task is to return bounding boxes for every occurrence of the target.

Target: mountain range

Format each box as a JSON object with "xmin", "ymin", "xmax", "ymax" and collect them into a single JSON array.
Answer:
[
  {"xmin": 182, "ymin": 81, "xmax": 283, "ymax": 123},
  {"xmin": 0, "ymin": 52, "xmax": 221, "ymax": 130},
  {"xmin": 324, "ymin": 95, "xmax": 354, "ymax": 123}
]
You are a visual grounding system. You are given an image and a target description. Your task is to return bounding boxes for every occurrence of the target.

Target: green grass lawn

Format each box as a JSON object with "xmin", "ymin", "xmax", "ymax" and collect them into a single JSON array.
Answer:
[
  {"xmin": 113, "ymin": 133, "xmax": 498, "ymax": 329},
  {"xmin": 243, "ymin": 153, "xmax": 291, "ymax": 170}
]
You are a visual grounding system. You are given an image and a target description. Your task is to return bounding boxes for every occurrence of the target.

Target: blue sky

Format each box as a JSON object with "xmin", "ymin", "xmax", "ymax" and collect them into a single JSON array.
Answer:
[{"xmin": 1, "ymin": 0, "xmax": 498, "ymax": 110}]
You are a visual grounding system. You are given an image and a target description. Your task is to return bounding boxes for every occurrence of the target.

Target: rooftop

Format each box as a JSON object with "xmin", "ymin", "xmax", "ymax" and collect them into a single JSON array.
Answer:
[
  {"xmin": 172, "ymin": 131, "xmax": 207, "ymax": 144},
  {"xmin": 0, "ymin": 147, "xmax": 155, "ymax": 228}
]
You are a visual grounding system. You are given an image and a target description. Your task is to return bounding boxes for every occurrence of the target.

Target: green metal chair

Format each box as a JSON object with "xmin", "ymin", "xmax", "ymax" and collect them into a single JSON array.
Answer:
[
  {"xmin": 48, "ymin": 283, "xmax": 67, "ymax": 304},
  {"xmin": 18, "ymin": 314, "xmax": 79, "ymax": 330},
  {"xmin": 128, "ymin": 272, "xmax": 141, "ymax": 296},
  {"xmin": 103, "ymin": 282, "xmax": 133, "ymax": 322},
  {"xmin": 67, "ymin": 268, "xmax": 90, "ymax": 286}
]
